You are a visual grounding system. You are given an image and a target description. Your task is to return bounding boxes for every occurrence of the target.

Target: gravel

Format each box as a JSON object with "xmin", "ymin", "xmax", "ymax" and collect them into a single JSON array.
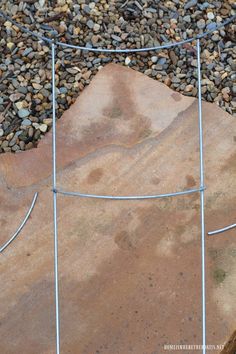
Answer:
[
  {"xmin": 22, "ymin": 118, "xmax": 32, "ymax": 126},
  {"xmin": 0, "ymin": 0, "xmax": 235, "ymax": 153}
]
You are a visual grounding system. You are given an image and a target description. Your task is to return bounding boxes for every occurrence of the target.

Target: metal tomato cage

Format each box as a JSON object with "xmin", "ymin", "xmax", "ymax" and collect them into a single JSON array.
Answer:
[{"xmin": 0, "ymin": 10, "xmax": 235, "ymax": 354}]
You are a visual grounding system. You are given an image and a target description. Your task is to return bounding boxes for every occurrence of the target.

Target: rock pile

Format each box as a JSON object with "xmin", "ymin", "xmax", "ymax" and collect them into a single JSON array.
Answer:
[{"xmin": 0, "ymin": 0, "xmax": 235, "ymax": 152}]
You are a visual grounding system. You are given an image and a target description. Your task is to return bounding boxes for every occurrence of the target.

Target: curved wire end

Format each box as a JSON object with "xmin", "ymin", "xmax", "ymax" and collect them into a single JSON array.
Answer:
[
  {"xmin": 0, "ymin": 192, "xmax": 38, "ymax": 253},
  {"xmin": 208, "ymin": 223, "xmax": 236, "ymax": 236}
]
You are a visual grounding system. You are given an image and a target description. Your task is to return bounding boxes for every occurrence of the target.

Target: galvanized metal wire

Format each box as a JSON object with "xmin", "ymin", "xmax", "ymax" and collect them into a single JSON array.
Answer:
[
  {"xmin": 208, "ymin": 223, "xmax": 236, "ymax": 235},
  {"xmin": 0, "ymin": 192, "xmax": 38, "ymax": 253},
  {"xmin": 1, "ymin": 8, "xmax": 236, "ymax": 354},
  {"xmin": 51, "ymin": 40, "xmax": 60, "ymax": 354},
  {"xmin": 51, "ymin": 39, "xmax": 207, "ymax": 354},
  {"xmin": 55, "ymin": 187, "xmax": 205, "ymax": 200},
  {"xmin": 197, "ymin": 39, "xmax": 206, "ymax": 354}
]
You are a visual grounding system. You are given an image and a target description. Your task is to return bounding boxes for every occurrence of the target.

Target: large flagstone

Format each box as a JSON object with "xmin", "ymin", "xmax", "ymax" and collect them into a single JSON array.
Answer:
[{"xmin": 0, "ymin": 64, "xmax": 235, "ymax": 354}]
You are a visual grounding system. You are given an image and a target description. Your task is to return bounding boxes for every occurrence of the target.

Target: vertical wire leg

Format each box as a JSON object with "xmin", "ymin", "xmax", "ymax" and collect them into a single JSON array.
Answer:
[
  {"xmin": 197, "ymin": 39, "xmax": 206, "ymax": 354},
  {"xmin": 51, "ymin": 40, "xmax": 60, "ymax": 354}
]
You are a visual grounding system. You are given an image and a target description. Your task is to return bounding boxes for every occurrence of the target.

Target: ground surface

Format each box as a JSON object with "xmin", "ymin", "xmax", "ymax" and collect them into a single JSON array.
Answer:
[
  {"xmin": 0, "ymin": 64, "xmax": 235, "ymax": 354},
  {"xmin": 0, "ymin": 0, "xmax": 235, "ymax": 152}
]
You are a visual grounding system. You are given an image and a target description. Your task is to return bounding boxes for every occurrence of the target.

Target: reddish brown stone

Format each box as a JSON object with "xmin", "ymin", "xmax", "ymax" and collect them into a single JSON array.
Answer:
[{"xmin": 0, "ymin": 64, "xmax": 235, "ymax": 354}]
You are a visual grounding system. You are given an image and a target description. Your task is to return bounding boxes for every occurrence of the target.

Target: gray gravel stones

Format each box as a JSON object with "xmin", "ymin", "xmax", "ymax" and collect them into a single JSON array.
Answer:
[
  {"xmin": 21, "ymin": 119, "xmax": 31, "ymax": 126},
  {"xmin": 87, "ymin": 20, "xmax": 94, "ymax": 29},
  {"xmin": 197, "ymin": 19, "xmax": 206, "ymax": 30},
  {"xmin": 18, "ymin": 109, "xmax": 30, "ymax": 119},
  {"xmin": 184, "ymin": 0, "xmax": 198, "ymax": 10},
  {"xmin": 22, "ymin": 48, "xmax": 33, "ymax": 57},
  {"xmin": 9, "ymin": 93, "xmax": 24, "ymax": 102},
  {"xmin": 0, "ymin": 0, "xmax": 235, "ymax": 153}
]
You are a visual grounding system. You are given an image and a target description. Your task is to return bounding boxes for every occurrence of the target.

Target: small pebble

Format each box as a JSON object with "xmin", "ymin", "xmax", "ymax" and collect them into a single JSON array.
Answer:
[
  {"xmin": 125, "ymin": 57, "xmax": 131, "ymax": 66},
  {"xmin": 21, "ymin": 119, "xmax": 32, "ymax": 126},
  {"xmin": 184, "ymin": 0, "xmax": 198, "ymax": 10},
  {"xmin": 18, "ymin": 109, "xmax": 30, "ymax": 119},
  {"xmin": 39, "ymin": 124, "xmax": 48, "ymax": 133},
  {"xmin": 151, "ymin": 56, "xmax": 158, "ymax": 63},
  {"xmin": 93, "ymin": 24, "xmax": 100, "ymax": 32},
  {"xmin": 87, "ymin": 20, "xmax": 94, "ymax": 29},
  {"xmin": 7, "ymin": 42, "xmax": 15, "ymax": 51},
  {"xmin": 15, "ymin": 101, "xmax": 25, "ymax": 110},
  {"xmin": 32, "ymin": 83, "xmax": 43, "ymax": 90},
  {"xmin": 22, "ymin": 48, "xmax": 33, "ymax": 57},
  {"xmin": 9, "ymin": 93, "xmax": 24, "ymax": 102},
  {"xmin": 207, "ymin": 12, "xmax": 215, "ymax": 20},
  {"xmin": 197, "ymin": 19, "xmax": 206, "ymax": 30}
]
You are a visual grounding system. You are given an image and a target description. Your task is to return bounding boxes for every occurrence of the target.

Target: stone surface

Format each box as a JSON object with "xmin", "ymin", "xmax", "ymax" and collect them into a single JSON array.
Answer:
[{"xmin": 0, "ymin": 64, "xmax": 235, "ymax": 354}]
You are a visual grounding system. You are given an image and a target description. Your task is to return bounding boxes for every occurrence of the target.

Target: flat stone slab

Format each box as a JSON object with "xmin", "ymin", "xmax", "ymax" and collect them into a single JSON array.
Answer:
[{"xmin": 0, "ymin": 64, "xmax": 235, "ymax": 354}]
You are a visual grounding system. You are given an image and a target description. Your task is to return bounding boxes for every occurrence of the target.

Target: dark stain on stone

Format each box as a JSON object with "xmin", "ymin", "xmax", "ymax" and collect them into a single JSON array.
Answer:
[
  {"xmin": 151, "ymin": 177, "xmax": 160, "ymax": 185},
  {"xmin": 115, "ymin": 230, "xmax": 134, "ymax": 250},
  {"xmin": 87, "ymin": 168, "xmax": 103, "ymax": 184},
  {"xmin": 138, "ymin": 128, "xmax": 152, "ymax": 139},
  {"xmin": 176, "ymin": 224, "xmax": 185, "ymax": 236},
  {"xmin": 105, "ymin": 102, "xmax": 123, "ymax": 119},
  {"xmin": 213, "ymin": 268, "xmax": 226, "ymax": 284},
  {"xmin": 102, "ymin": 71, "xmax": 152, "ymax": 138},
  {"xmin": 74, "ymin": 71, "xmax": 158, "ymax": 162},
  {"xmin": 171, "ymin": 92, "xmax": 182, "ymax": 102},
  {"xmin": 220, "ymin": 151, "xmax": 236, "ymax": 173},
  {"xmin": 185, "ymin": 175, "xmax": 196, "ymax": 188},
  {"xmin": 0, "ymin": 218, "xmax": 7, "ymax": 227}
]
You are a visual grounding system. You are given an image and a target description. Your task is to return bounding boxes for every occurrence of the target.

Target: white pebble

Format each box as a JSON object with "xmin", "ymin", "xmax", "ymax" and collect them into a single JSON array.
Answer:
[
  {"xmin": 32, "ymin": 123, "xmax": 40, "ymax": 130},
  {"xmin": 125, "ymin": 57, "xmax": 131, "ymax": 66},
  {"xmin": 39, "ymin": 124, "xmax": 48, "ymax": 133},
  {"xmin": 151, "ymin": 56, "xmax": 158, "ymax": 63},
  {"xmin": 207, "ymin": 12, "xmax": 215, "ymax": 20},
  {"xmin": 93, "ymin": 24, "xmax": 100, "ymax": 32}
]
